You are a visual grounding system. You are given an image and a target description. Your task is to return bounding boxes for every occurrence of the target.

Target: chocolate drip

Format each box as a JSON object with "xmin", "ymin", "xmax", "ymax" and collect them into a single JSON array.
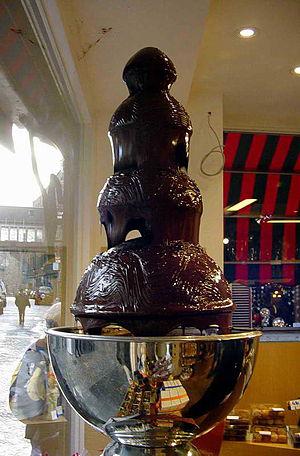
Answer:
[{"xmin": 72, "ymin": 47, "xmax": 233, "ymax": 336}]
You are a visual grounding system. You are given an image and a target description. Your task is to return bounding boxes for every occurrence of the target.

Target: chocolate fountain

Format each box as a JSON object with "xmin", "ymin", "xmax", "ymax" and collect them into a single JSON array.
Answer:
[{"xmin": 47, "ymin": 48, "xmax": 261, "ymax": 455}]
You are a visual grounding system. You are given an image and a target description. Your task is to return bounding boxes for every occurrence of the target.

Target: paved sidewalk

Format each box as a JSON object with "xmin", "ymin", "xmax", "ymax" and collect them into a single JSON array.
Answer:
[{"xmin": 0, "ymin": 297, "xmax": 50, "ymax": 456}]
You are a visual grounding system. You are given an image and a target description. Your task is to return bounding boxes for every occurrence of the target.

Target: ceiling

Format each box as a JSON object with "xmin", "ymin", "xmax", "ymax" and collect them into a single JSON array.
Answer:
[
  {"xmin": 196, "ymin": 0, "xmax": 300, "ymax": 133},
  {"xmin": 56, "ymin": 0, "xmax": 209, "ymax": 115},
  {"xmin": 55, "ymin": 0, "xmax": 300, "ymax": 134}
]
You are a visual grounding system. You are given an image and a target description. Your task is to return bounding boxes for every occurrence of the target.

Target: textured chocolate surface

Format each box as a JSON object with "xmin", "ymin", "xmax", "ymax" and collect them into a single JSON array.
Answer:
[
  {"xmin": 72, "ymin": 47, "xmax": 233, "ymax": 335},
  {"xmin": 109, "ymin": 48, "xmax": 192, "ymax": 173},
  {"xmin": 98, "ymin": 168, "xmax": 202, "ymax": 247},
  {"xmin": 72, "ymin": 240, "xmax": 231, "ymax": 314},
  {"xmin": 99, "ymin": 168, "xmax": 202, "ymax": 209}
]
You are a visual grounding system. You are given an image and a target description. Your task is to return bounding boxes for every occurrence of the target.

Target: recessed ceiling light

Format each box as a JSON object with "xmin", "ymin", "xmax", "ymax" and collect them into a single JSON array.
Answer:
[
  {"xmin": 223, "ymin": 238, "xmax": 229, "ymax": 245},
  {"xmin": 226, "ymin": 199, "xmax": 257, "ymax": 212},
  {"xmin": 267, "ymin": 219, "xmax": 300, "ymax": 223},
  {"xmin": 239, "ymin": 27, "xmax": 256, "ymax": 38},
  {"xmin": 292, "ymin": 66, "xmax": 300, "ymax": 75}
]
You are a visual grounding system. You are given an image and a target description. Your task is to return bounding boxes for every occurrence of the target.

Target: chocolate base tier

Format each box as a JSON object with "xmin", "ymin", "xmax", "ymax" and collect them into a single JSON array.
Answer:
[
  {"xmin": 72, "ymin": 240, "xmax": 232, "ymax": 336},
  {"xmin": 71, "ymin": 47, "xmax": 234, "ymax": 336}
]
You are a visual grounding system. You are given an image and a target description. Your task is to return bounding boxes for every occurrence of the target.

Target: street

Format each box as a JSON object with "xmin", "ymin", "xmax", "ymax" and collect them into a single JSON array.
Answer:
[{"xmin": 0, "ymin": 296, "xmax": 51, "ymax": 456}]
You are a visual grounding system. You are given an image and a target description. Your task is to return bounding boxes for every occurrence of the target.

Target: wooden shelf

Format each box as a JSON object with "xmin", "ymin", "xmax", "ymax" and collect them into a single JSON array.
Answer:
[
  {"xmin": 220, "ymin": 440, "xmax": 299, "ymax": 455},
  {"xmin": 224, "ymin": 261, "xmax": 300, "ymax": 264}
]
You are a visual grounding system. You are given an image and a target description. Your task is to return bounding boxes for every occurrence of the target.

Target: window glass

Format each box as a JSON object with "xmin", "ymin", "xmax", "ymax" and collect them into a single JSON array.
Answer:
[
  {"xmin": 9, "ymin": 228, "xmax": 18, "ymax": 241},
  {"xmin": 36, "ymin": 229, "xmax": 43, "ymax": 242},
  {"xmin": 0, "ymin": 3, "xmax": 78, "ymax": 453},
  {"xmin": 1, "ymin": 227, "xmax": 9, "ymax": 241},
  {"xmin": 27, "ymin": 229, "xmax": 36, "ymax": 243},
  {"xmin": 18, "ymin": 228, "xmax": 26, "ymax": 243},
  {"xmin": 0, "ymin": 124, "xmax": 67, "ymax": 455}
]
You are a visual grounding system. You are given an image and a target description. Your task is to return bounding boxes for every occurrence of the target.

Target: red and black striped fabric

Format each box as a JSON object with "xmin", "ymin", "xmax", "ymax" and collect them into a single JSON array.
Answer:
[{"xmin": 224, "ymin": 132, "xmax": 300, "ymax": 285}]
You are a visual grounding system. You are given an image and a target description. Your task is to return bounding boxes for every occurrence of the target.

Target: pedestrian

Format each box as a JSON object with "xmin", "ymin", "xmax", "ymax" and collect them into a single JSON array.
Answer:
[
  {"xmin": 15, "ymin": 288, "xmax": 30, "ymax": 325},
  {"xmin": 9, "ymin": 302, "xmax": 66, "ymax": 456},
  {"xmin": 0, "ymin": 279, "xmax": 6, "ymax": 314}
]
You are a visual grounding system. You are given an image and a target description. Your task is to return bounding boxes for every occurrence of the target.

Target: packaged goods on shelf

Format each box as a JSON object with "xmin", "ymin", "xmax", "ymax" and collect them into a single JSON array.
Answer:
[
  {"xmin": 224, "ymin": 410, "xmax": 250, "ymax": 441},
  {"xmin": 289, "ymin": 427, "xmax": 300, "ymax": 448},
  {"xmin": 251, "ymin": 425, "xmax": 287, "ymax": 443},
  {"xmin": 224, "ymin": 426, "xmax": 248, "ymax": 441},
  {"xmin": 226, "ymin": 409, "xmax": 250, "ymax": 426},
  {"xmin": 251, "ymin": 404, "xmax": 285, "ymax": 425}
]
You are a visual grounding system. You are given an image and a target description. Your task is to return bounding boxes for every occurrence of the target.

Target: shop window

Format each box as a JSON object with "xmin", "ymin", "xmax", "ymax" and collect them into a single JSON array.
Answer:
[
  {"xmin": 36, "ymin": 229, "xmax": 43, "ymax": 242},
  {"xmin": 18, "ymin": 228, "xmax": 26, "ymax": 243},
  {"xmin": 56, "ymin": 225, "xmax": 63, "ymax": 242},
  {"xmin": 0, "ymin": 2, "xmax": 79, "ymax": 454},
  {"xmin": 0, "ymin": 123, "xmax": 66, "ymax": 455},
  {"xmin": 26, "ymin": 228, "xmax": 36, "ymax": 243},
  {"xmin": 1, "ymin": 227, "xmax": 9, "ymax": 241},
  {"xmin": 223, "ymin": 132, "xmax": 300, "ymax": 329},
  {"xmin": 9, "ymin": 228, "xmax": 18, "ymax": 241}
]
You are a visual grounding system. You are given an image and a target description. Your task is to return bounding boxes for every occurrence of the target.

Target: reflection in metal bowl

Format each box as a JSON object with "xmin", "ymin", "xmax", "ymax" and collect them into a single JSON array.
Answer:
[{"xmin": 47, "ymin": 327, "xmax": 260, "ymax": 455}]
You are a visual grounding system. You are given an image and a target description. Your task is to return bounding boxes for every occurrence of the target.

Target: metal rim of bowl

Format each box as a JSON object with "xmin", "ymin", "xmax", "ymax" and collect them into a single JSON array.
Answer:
[{"xmin": 47, "ymin": 326, "xmax": 262, "ymax": 342}]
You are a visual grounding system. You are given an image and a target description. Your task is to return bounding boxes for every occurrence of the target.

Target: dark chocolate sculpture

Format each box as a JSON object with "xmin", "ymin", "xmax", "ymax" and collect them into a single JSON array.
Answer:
[{"xmin": 71, "ymin": 47, "xmax": 233, "ymax": 336}]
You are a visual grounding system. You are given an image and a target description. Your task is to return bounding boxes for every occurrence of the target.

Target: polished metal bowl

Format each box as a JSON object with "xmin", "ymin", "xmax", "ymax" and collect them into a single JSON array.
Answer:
[{"xmin": 47, "ymin": 328, "xmax": 260, "ymax": 455}]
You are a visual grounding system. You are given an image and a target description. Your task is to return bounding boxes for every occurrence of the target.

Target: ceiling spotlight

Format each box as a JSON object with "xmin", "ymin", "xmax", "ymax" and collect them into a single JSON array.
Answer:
[
  {"xmin": 292, "ymin": 66, "xmax": 300, "ymax": 75},
  {"xmin": 223, "ymin": 238, "xmax": 229, "ymax": 245},
  {"xmin": 239, "ymin": 27, "xmax": 256, "ymax": 38},
  {"xmin": 267, "ymin": 219, "xmax": 300, "ymax": 223},
  {"xmin": 226, "ymin": 199, "xmax": 257, "ymax": 212}
]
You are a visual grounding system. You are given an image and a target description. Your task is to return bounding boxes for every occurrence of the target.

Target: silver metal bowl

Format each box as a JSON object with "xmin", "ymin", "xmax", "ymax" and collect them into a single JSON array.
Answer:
[{"xmin": 47, "ymin": 328, "xmax": 260, "ymax": 455}]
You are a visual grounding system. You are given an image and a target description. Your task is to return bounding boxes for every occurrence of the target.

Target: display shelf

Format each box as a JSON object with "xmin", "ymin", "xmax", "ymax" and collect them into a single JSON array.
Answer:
[
  {"xmin": 225, "ymin": 261, "xmax": 300, "ymax": 264},
  {"xmin": 21, "ymin": 415, "xmax": 67, "ymax": 425},
  {"xmin": 260, "ymin": 328, "xmax": 300, "ymax": 342},
  {"xmin": 220, "ymin": 440, "xmax": 300, "ymax": 455}
]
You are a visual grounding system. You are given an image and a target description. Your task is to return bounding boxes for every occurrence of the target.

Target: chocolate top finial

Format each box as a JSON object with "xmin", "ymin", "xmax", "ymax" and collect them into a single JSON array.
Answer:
[
  {"xmin": 123, "ymin": 47, "xmax": 177, "ymax": 95},
  {"xmin": 110, "ymin": 47, "xmax": 192, "ymax": 172}
]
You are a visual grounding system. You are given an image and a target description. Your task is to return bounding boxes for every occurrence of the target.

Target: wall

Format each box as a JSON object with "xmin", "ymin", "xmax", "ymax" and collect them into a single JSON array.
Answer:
[
  {"xmin": 219, "ymin": 340, "xmax": 300, "ymax": 455},
  {"xmin": 188, "ymin": 89, "xmax": 224, "ymax": 266},
  {"xmin": 238, "ymin": 341, "xmax": 300, "ymax": 423}
]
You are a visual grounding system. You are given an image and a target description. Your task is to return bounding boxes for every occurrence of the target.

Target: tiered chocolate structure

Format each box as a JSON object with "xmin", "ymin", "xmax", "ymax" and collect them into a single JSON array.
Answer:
[{"xmin": 71, "ymin": 47, "xmax": 233, "ymax": 336}]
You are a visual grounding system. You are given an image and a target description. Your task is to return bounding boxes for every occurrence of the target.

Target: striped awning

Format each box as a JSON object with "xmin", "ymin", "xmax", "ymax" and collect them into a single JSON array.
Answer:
[{"xmin": 224, "ymin": 132, "xmax": 300, "ymax": 285}]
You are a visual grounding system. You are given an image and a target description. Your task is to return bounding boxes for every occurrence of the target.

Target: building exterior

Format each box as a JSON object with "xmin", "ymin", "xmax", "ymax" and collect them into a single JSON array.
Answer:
[{"xmin": 0, "ymin": 205, "xmax": 62, "ymax": 296}]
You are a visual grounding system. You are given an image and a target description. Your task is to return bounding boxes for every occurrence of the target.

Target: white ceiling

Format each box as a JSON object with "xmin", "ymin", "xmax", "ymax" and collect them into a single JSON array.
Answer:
[
  {"xmin": 196, "ymin": 0, "xmax": 300, "ymax": 133},
  {"xmin": 56, "ymin": 0, "xmax": 209, "ymax": 115},
  {"xmin": 56, "ymin": 0, "xmax": 300, "ymax": 133}
]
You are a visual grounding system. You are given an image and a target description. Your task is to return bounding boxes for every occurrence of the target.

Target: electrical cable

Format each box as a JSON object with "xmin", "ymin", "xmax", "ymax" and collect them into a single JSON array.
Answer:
[{"xmin": 200, "ymin": 112, "xmax": 225, "ymax": 177}]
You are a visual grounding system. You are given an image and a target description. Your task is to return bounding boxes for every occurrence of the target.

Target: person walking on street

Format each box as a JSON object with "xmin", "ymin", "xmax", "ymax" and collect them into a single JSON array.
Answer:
[
  {"xmin": 9, "ymin": 302, "xmax": 65, "ymax": 456},
  {"xmin": 15, "ymin": 288, "xmax": 30, "ymax": 325}
]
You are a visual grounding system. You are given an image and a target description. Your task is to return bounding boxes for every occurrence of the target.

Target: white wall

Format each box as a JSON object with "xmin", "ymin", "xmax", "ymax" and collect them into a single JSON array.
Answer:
[{"xmin": 188, "ymin": 89, "xmax": 224, "ymax": 266}]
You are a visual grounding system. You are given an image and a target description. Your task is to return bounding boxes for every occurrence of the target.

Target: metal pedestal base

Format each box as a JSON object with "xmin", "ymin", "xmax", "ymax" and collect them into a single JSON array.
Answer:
[{"xmin": 101, "ymin": 442, "xmax": 200, "ymax": 456}]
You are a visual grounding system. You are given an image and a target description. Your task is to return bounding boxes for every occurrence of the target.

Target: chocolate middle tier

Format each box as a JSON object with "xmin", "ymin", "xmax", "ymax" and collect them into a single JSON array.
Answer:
[{"xmin": 71, "ymin": 47, "xmax": 233, "ymax": 336}]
